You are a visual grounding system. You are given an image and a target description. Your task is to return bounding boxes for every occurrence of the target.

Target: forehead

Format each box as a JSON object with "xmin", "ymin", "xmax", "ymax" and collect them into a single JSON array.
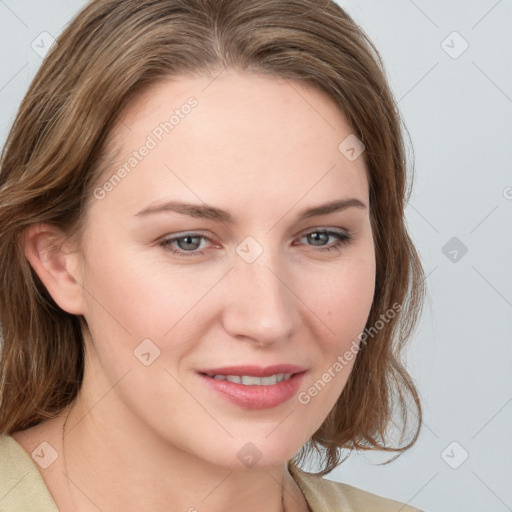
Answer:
[{"xmin": 92, "ymin": 70, "xmax": 369, "ymax": 220}]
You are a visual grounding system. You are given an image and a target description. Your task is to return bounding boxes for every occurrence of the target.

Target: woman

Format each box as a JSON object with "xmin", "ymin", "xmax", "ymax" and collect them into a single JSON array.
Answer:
[{"xmin": 0, "ymin": 0, "xmax": 425, "ymax": 510}]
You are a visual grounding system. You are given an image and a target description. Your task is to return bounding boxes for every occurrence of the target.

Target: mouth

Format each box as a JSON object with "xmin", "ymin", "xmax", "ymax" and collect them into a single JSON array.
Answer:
[
  {"xmin": 206, "ymin": 373, "xmax": 293, "ymax": 385},
  {"xmin": 196, "ymin": 364, "xmax": 307, "ymax": 409},
  {"xmin": 198, "ymin": 364, "xmax": 305, "ymax": 381}
]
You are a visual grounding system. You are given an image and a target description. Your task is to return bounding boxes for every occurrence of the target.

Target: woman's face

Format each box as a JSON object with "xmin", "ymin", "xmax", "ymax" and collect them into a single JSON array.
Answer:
[{"xmin": 71, "ymin": 69, "xmax": 375, "ymax": 468}]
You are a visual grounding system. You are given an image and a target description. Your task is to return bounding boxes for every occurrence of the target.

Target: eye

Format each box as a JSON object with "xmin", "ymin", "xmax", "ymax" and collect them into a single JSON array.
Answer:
[
  {"xmin": 159, "ymin": 228, "xmax": 353, "ymax": 258},
  {"xmin": 297, "ymin": 229, "xmax": 353, "ymax": 253},
  {"xmin": 159, "ymin": 233, "xmax": 211, "ymax": 257}
]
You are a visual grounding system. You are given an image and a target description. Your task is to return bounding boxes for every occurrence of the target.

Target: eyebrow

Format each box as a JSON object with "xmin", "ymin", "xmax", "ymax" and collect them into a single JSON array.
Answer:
[{"xmin": 135, "ymin": 197, "xmax": 367, "ymax": 224}]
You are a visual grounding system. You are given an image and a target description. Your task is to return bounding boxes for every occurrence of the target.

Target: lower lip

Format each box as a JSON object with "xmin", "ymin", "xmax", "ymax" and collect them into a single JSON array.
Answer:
[{"xmin": 198, "ymin": 372, "xmax": 306, "ymax": 409}]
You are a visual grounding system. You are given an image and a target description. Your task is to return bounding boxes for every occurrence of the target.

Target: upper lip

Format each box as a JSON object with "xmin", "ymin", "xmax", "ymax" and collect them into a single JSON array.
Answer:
[{"xmin": 197, "ymin": 364, "xmax": 306, "ymax": 377}]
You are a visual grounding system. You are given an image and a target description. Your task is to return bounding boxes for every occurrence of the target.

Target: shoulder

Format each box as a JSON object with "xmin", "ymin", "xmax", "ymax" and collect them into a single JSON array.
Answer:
[
  {"xmin": 289, "ymin": 463, "xmax": 424, "ymax": 512},
  {"xmin": 0, "ymin": 434, "xmax": 59, "ymax": 511}
]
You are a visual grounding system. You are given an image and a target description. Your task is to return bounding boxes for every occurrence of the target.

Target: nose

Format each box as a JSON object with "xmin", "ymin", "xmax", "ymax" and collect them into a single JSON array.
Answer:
[{"xmin": 221, "ymin": 253, "xmax": 299, "ymax": 347}]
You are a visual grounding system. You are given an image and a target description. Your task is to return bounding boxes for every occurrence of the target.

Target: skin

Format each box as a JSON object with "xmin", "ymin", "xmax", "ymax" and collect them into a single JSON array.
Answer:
[{"xmin": 15, "ymin": 69, "xmax": 376, "ymax": 512}]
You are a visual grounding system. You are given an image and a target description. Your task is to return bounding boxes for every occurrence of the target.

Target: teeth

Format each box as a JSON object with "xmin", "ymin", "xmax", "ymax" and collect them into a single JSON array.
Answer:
[{"xmin": 210, "ymin": 373, "xmax": 292, "ymax": 385}]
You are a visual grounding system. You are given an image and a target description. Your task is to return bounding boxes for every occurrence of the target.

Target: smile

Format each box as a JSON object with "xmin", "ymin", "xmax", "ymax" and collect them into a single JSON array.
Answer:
[
  {"xmin": 197, "ymin": 365, "xmax": 307, "ymax": 409},
  {"xmin": 210, "ymin": 373, "xmax": 292, "ymax": 385}
]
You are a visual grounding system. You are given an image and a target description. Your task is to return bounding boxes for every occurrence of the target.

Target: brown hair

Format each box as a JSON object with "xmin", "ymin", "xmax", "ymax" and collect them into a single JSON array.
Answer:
[{"xmin": 0, "ymin": 0, "xmax": 425, "ymax": 475}]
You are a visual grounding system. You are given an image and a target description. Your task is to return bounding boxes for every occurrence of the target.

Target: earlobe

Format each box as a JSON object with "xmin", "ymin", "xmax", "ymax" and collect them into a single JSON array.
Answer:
[{"xmin": 22, "ymin": 223, "xmax": 86, "ymax": 316}]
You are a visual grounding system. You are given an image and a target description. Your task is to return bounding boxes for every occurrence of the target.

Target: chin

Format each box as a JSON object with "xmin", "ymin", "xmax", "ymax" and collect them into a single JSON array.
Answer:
[{"xmin": 197, "ymin": 437, "xmax": 302, "ymax": 470}]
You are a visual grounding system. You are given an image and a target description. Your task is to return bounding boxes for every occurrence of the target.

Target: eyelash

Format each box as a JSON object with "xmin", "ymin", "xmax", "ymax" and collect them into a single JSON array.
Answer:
[{"xmin": 158, "ymin": 229, "xmax": 353, "ymax": 258}]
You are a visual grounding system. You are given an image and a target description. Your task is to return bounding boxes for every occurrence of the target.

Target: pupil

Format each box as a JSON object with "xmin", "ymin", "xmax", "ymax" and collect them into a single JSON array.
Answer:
[
  {"xmin": 180, "ymin": 236, "xmax": 199, "ymax": 250},
  {"xmin": 309, "ymin": 233, "xmax": 327, "ymax": 246}
]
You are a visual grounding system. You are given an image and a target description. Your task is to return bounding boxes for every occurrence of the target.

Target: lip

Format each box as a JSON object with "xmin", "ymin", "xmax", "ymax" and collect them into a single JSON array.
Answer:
[
  {"xmin": 197, "ymin": 365, "xmax": 307, "ymax": 410},
  {"xmin": 197, "ymin": 364, "xmax": 306, "ymax": 377}
]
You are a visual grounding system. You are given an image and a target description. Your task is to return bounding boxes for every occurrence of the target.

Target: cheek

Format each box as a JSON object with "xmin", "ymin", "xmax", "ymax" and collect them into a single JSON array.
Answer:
[
  {"xmin": 295, "ymin": 255, "xmax": 375, "ymax": 428},
  {"xmin": 306, "ymin": 250, "xmax": 376, "ymax": 348},
  {"xmin": 80, "ymin": 238, "xmax": 199, "ymax": 339}
]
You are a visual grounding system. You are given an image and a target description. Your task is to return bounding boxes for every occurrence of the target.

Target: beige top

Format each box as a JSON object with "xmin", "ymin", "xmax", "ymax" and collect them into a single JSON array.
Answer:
[{"xmin": 0, "ymin": 434, "xmax": 422, "ymax": 511}]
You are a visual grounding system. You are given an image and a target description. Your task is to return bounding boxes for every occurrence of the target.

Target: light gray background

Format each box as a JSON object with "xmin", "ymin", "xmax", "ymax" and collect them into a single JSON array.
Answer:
[{"xmin": 1, "ymin": 1, "xmax": 511, "ymax": 511}]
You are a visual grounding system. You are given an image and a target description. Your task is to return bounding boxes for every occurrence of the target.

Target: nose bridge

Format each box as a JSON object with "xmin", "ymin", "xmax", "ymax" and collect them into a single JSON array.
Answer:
[{"xmin": 222, "ymin": 246, "xmax": 298, "ymax": 344}]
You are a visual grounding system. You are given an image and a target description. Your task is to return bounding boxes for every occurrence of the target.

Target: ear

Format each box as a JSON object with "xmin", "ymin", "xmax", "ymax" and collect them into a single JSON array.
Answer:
[{"xmin": 22, "ymin": 223, "xmax": 86, "ymax": 315}]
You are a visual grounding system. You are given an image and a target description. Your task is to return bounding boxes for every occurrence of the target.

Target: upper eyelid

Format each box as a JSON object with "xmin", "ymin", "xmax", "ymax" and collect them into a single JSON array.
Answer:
[{"xmin": 165, "ymin": 227, "xmax": 349, "ymax": 240}]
